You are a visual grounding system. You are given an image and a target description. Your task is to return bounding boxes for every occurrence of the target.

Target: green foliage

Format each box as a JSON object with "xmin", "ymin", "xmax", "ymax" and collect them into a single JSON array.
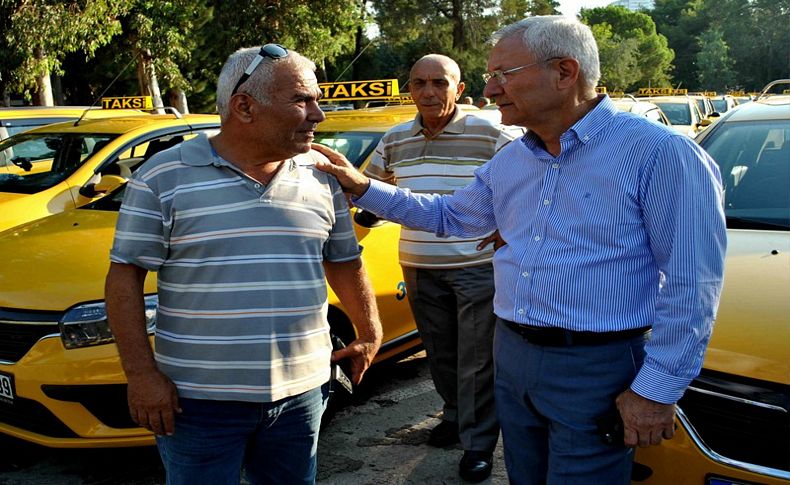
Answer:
[
  {"xmin": 695, "ymin": 28, "xmax": 736, "ymax": 91},
  {"xmin": 592, "ymin": 23, "xmax": 640, "ymax": 91},
  {"xmin": 1, "ymin": 0, "xmax": 131, "ymax": 98},
  {"xmin": 581, "ymin": 6, "xmax": 674, "ymax": 90},
  {"xmin": 652, "ymin": 0, "xmax": 789, "ymax": 91}
]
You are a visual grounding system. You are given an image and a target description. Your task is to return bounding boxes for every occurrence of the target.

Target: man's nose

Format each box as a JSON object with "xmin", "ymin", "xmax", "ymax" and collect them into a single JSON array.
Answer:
[
  {"xmin": 308, "ymin": 101, "xmax": 326, "ymax": 122},
  {"xmin": 483, "ymin": 78, "xmax": 501, "ymax": 99}
]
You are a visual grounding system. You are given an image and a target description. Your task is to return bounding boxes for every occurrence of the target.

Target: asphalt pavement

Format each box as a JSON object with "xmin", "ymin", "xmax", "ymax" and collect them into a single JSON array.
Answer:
[{"xmin": 0, "ymin": 352, "xmax": 508, "ymax": 485}]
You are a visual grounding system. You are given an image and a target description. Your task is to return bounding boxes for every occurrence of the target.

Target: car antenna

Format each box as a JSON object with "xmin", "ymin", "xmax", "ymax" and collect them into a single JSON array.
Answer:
[{"xmin": 74, "ymin": 52, "xmax": 142, "ymax": 127}]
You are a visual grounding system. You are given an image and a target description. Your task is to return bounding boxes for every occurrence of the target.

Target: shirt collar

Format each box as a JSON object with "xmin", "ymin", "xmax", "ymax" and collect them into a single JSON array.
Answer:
[
  {"xmin": 181, "ymin": 132, "xmax": 299, "ymax": 174},
  {"xmin": 521, "ymin": 94, "xmax": 617, "ymax": 151},
  {"xmin": 566, "ymin": 94, "xmax": 617, "ymax": 145},
  {"xmin": 409, "ymin": 106, "xmax": 468, "ymax": 136}
]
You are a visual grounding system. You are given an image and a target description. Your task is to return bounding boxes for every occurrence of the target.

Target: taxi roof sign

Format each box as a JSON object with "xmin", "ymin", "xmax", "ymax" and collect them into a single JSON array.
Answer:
[
  {"xmin": 595, "ymin": 86, "xmax": 607, "ymax": 94},
  {"xmin": 637, "ymin": 87, "xmax": 688, "ymax": 96},
  {"xmin": 101, "ymin": 96, "xmax": 153, "ymax": 110},
  {"xmin": 320, "ymin": 79, "xmax": 400, "ymax": 102}
]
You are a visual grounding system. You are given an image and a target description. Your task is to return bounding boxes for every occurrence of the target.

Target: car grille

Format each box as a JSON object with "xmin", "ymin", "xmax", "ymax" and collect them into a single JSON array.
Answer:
[
  {"xmin": 679, "ymin": 369, "xmax": 789, "ymax": 472},
  {"xmin": 0, "ymin": 395, "xmax": 78, "ymax": 438},
  {"xmin": 42, "ymin": 384, "xmax": 137, "ymax": 429},
  {"xmin": 0, "ymin": 308, "xmax": 62, "ymax": 363}
]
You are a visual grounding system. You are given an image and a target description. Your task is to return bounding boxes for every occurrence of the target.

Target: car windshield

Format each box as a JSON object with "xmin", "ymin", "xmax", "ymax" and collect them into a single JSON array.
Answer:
[
  {"xmin": 313, "ymin": 131, "xmax": 383, "ymax": 168},
  {"xmin": 0, "ymin": 132, "xmax": 117, "ymax": 194},
  {"xmin": 711, "ymin": 99, "xmax": 728, "ymax": 112},
  {"xmin": 700, "ymin": 120, "xmax": 790, "ymax": 229},
  {"xmin": 654, "ymin": 102, "xmax": 691, "ymax": 125}
]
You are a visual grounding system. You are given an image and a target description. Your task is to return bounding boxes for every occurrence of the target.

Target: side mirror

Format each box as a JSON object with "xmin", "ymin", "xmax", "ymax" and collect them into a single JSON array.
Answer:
[
  {"xmin": 698, "ymin": 118, "xmax": 712, "ymax": 127},
  {"xmin": 79, "ymin": 174, "xmax": 126, "ymax": 198}
]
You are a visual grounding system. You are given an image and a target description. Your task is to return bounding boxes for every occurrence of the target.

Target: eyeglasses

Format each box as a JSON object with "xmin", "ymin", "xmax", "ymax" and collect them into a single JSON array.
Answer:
[
  {"xmin": 482, "ymin": 57, "xmax": 561, "ymax": 85},
  {"xmin": 231, "ymin": 43, "xmax": 289, "ymax": 95}
]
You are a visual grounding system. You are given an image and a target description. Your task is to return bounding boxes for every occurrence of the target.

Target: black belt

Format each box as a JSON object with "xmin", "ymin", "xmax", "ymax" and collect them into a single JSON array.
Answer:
[{"xmin": 501, "ymin": 319, "xmax": 650, "ymax": 347}]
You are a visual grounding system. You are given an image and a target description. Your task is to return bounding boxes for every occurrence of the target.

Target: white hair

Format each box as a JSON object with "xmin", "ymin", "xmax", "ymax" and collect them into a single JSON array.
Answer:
[
  {"xmin": 216, "ymin": 46, "xmax": 316, "ymax": 120},
  {"xmin": 491, "ymin": 16, "xmax": 601, "ymax": 90}
]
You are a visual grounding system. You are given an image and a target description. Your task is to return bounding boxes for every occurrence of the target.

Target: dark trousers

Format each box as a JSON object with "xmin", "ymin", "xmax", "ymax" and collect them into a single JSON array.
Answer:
[{"xmin": 403, "ymin": 264, "xmax": 499, "ymax": 452}]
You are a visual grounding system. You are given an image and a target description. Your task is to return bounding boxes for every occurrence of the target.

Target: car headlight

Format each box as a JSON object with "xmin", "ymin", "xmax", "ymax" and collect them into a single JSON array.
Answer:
[{"xmin": 59, "ymin": 295, "xmax": 157, "ymax": 349}]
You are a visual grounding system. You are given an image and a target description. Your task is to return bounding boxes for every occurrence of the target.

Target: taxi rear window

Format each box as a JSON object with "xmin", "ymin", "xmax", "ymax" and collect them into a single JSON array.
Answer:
[{"xmin": 0, "ymin": 117, "xmax": 76, "ymax": 138}]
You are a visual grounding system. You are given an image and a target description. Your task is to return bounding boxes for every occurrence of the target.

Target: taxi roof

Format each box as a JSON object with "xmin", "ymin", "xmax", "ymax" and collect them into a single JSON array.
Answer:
[
  {"xmin": 0, "ymin": 106, "xmax": 148, "ymax": 119},
  {"xmin": 318, "ymin": 106, "xmax": 418, "ymax": 132},
  {"xmin": 21, "ymin": 113, "xmax": 220, "ymax": 135},
  {"xmin": 643, "ymin": 96, "xmax": 692, "ymax": 104},
  {"xmin": 721, "ymin": 95, "xmax": 790, "ymax": 122}
]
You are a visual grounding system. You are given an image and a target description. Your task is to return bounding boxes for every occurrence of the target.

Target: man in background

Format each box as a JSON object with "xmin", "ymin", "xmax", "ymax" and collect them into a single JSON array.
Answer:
[{"xmin": 361, "ymin": 54, "xmax": 515, "ymax": 482}]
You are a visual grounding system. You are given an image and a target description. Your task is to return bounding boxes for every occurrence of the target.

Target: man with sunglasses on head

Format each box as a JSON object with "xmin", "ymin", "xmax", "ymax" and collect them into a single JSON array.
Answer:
[
  {"xmin": 360, "ymin": 54, "xmax": 515, "ymax": 483},
  {"xmin": 314, "ymin": 15, "xmax": 726, "ymax": 484},
  {"xmin": 105, "ymin": 45, "xmax": 382, "ymax": 485}
]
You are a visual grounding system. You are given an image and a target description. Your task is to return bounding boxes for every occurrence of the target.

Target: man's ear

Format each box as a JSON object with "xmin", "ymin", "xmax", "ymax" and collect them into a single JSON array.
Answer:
[
  {"xmin": 229, "ymin": 93, "xmax": 256, "ymax": 123},
  {"xmin": 555, "ymin": 58, "xmax": 580, "ymax": 90},
  {"xmin": 456, "ymin": 81, "xmax": 466, "ymax": 98}
]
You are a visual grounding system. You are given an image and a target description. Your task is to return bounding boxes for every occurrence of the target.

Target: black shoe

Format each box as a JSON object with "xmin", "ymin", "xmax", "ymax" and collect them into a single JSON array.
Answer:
[
  {"xmin": 427, "ymin": 420, "xmax": 459, "ymax": 447},
  {"xmin": 459, "ymin": 450, "xmax": 493, "ymax": 483}
]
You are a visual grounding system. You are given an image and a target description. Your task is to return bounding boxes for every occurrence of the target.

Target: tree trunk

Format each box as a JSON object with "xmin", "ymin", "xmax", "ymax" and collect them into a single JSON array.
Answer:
[
  {"xmin": 168, "ymin": 89, "xmax": 189, "ymax": 114},
  {"xmin": 52, "ymin": 75, "xmax": 65, "ymax": 105},
  {"xmin": 135, "ymin": 47, "xmax": 164, "ymax": 114},
  {"xmin": 352, "ymin": 25, "xmax": 364, "ymax": 82},
  {"xmin": 33, "ymin": 48, "xmax": 54, "ymax": 106},
  {"xmin": 451, "ymin": 0, "xmax": 465, "ymax": 51}
]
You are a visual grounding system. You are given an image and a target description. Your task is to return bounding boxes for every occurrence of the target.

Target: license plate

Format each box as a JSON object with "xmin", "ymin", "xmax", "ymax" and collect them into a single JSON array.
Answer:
[{"xmin": 0, "ymin": 371, "xmax": 14, "ymax": 403}]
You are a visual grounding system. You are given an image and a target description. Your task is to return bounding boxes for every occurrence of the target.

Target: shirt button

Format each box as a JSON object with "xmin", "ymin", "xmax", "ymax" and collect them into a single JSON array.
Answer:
[
  {"xmin": 583, "ymin": 135, "xmax": 589, "ymax": 141},
  {"xmin": 551, "ymin": 163, "xmax": 560, "ymax": 169},
  {"xmin": 522, "ymin": 271, "xmax": 530, "ymax": 278},
  {"xmin": 533, "ymin": 235, "xmax": 541, "ymax": 242},
  {"xmin": 543, "ymin": 199, "xmax": 551, "ymax": 205},
  {"xmin": 517, "ymin": 308, "xmax": 525, "ymax": 315}
]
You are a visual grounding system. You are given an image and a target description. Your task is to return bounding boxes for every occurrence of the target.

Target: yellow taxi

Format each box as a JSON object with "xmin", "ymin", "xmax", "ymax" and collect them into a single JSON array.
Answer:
[
  {"xmin": 689, "ymin": 91, "xmax": 719, "ymax": 119},
  {"xmin": 0, "ymin": 107, "xmax": 423, "ymax": 448},
  {"xmin": 0, "ymin": 105, "xmax": 148, "ymax": 142},
  {"xmin": 632, "ymin": 80, "xmax": 790, "ymax": 485},
  {"xmin": 0, "ymin": 111, "xmax": 218, "ymax": 232},
  {"xmin": 610, "ymin": 96, "xmax": 673, "ymax": 126},
  {"xmin": 647, "ymin": 96, "xmax": 710, "ymax": 137}
]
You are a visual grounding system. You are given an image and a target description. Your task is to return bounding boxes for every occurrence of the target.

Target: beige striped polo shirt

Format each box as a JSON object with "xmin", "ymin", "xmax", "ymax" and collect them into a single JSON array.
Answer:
[{"xmin": 363, "ymin": 108, "xmax": 516, "ymax": 268}]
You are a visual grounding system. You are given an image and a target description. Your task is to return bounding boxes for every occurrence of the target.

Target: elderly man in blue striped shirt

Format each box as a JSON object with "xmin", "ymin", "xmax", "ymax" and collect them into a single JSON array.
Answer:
[
  {"xmin": 105, "ymin": 45, "xmax": 382, "ymax": 485},
  {"xmin": 315, "ymin": 15, "xmax": 727, "ymax": 485}
]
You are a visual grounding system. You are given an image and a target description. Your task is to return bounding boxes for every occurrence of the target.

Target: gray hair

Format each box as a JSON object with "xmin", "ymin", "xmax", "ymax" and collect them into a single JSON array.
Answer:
[
  {"xmin": 216, "ymin": 46, "xmax": 316, "ymax": 119},
  {"xmin": 412, "ymin": 54, "xmax": 462, "ymax": 84},
  {"xmin": 491, "ymin": 16, "xmax": 601, "ymax": 90}
]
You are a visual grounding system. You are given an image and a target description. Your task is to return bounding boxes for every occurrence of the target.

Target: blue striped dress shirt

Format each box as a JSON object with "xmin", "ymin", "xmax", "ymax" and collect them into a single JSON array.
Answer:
[{"xmin": 354, "ymin": 96, "xmax": 727, "ymax": 404}]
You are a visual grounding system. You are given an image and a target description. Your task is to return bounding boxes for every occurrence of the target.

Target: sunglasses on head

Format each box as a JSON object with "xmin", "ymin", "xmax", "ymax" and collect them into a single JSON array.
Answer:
[{"xmin": 231, "ymin": 43, "xmax": 289, "ymax": 95}]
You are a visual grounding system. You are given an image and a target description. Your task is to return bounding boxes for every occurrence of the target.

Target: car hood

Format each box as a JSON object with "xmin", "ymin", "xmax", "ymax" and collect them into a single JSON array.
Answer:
[
  {"xmin": 703, "ymin": 229, "xmax": 790, "ymax": 385},
  {"xmin": 0, "ymin": 191, "xmax": 26, "ymax": 203},
  {"xmin": 0, "ymin": 209, "xmax": 153, "ymax": 311}
]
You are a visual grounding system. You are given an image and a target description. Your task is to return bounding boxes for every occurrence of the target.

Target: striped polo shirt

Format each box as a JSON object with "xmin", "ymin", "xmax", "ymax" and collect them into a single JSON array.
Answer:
[
  {"xmin": 110, "ymin": 134, "xmax": 361, "ymax": 403},
  {"xmin": 363, "ymin": 108, "xmax": 515, "ymax": 268}
]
